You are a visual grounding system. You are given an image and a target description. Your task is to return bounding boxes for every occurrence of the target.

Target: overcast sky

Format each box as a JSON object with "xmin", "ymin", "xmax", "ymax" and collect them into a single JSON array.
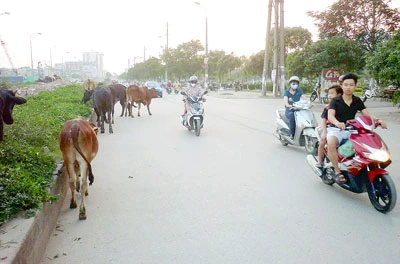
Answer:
[{"xmin": 1, "ymin": 0, "xmax": 400, "ymax": 74}]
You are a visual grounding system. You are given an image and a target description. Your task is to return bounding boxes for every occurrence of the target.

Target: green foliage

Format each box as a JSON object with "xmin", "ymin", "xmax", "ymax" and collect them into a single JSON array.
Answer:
[
  {"xmin": 286, "ymin": 36, "xmax": 364, "ymax": 80},
  {"xmin": 307, "ymin": 0, "xmax": 400, "ymax": 52},
  {"xmin": 0, "ymin": 84, "xmax": 92, "ymax": 225},
  {"xmin": 392, "ymin": 91, "xmax": 400, "ymax": 107},
  {"xmin": 366, "ymin": 32, "xmax": 400, "ymax": 87}
]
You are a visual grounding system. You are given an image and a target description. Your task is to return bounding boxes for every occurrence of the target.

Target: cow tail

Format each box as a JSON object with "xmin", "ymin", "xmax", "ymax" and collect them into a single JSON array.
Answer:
[{"xmin": 71, "ymin": 124, "xmax": 95, "ymax": 185}]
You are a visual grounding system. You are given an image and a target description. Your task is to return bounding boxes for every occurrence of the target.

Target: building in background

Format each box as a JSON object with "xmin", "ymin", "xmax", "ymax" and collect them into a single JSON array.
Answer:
[{"xmin": 0, "ymin": 51, "xmax": 104, "ymax": 83}]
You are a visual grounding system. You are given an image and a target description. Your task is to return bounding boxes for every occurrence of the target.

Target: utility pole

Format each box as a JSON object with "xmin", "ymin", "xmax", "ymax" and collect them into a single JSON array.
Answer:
[
  {"xmin": 261, "ymin": 0, "xmax": 273, "ymax": 96},
  {"xmin": 165, "ymin": 22, "xmax": 168, "ymax": 83},
  {"xmin": 261, "ymin": 0, "xmax": 285, "ymax": 97}
]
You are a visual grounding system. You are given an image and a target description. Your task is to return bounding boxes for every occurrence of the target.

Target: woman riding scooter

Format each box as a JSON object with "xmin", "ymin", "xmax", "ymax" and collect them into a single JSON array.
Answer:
[{"xmin": 284, "ymin": 76, "xmax": 306, "ymax": 139}]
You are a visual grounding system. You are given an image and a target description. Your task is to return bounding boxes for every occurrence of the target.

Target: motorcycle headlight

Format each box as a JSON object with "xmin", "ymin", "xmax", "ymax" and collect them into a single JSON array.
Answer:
[{"xmin": 363, "ymin": 150, "xmax": 390, "ymax": 162}]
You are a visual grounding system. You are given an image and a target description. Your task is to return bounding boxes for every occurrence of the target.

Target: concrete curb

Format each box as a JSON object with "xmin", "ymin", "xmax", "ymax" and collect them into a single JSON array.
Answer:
[{"xmin": 0, "ymin": 163, "xmax": 68, "ymax": 264}]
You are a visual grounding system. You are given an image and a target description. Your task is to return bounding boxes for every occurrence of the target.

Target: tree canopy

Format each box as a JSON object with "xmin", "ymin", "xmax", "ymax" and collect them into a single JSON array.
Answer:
[
  {"xmin": 307, "ymin": 0, "xmax": 400, "ymax": 51},
  {"xmin": 366, "ymin": 31, "xmax": 400, "ymax": 87}
]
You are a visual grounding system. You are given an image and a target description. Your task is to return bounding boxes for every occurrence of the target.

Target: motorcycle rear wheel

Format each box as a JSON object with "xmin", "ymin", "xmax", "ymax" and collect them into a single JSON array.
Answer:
[
  {"xmin": 310, "ymin": 92, "xmax": 317, "ymax": 102},
  {"xmin": 194, "ymin": 119, "xmax": 201, "ymax": 136},
  {"xmin": 367, "ymin": 174, "xmax": 397, "ymax": 213}
]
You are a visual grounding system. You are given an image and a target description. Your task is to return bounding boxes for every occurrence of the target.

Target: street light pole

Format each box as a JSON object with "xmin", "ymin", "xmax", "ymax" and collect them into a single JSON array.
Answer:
[
  {"xmin": 194, "ymin": 2, "xmax": 208, "ymax": 90},
  {"xmin": 30, "ymin": 32, "xmax": 42, "ymax": 69}
]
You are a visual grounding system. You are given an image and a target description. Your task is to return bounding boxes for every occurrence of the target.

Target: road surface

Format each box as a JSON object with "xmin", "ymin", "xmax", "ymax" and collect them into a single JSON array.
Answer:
[{"xmin": 43, "ymin": 91, "xmax": 400, "ymax": 264}]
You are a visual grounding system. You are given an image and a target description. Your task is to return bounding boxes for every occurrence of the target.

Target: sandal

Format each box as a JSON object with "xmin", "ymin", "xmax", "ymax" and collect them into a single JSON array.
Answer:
[
  {"xmin": 315, "ymin": 163, "xmax": 323, "ymax": 175},
  {"xmin": 334, "ymin": 172, "xmax": 347, "ymax": 184}
]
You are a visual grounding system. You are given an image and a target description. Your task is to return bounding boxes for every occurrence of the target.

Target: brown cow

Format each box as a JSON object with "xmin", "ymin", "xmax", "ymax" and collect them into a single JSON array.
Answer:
[
  {"xmin": 83, "ymin": 79, "xmax": 96, "ymax": 91},
  {"xmin": 125, "ymin": 85, "xmax": 159, "ymax": 117},
  {"xmin": 59, "ymin": 117, "xmax": 99, "ymax": 220}
]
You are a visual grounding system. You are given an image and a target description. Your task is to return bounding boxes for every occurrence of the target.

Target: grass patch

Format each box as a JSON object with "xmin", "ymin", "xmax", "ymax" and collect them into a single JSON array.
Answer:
[{"xmin": 0, "ymin": 84, "xmax": 91, "ymax": 225}]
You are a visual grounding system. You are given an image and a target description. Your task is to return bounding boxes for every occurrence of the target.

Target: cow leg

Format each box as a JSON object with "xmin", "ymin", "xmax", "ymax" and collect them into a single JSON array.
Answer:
[
  {"xmin": 129, "ymin": 103, "xmax": 135, "ymax": 118},
  {"xmin": 74, "ymin": 161, "xmax": 80, "ymax": 192},
  {"xmin": 120, "ymin": 101, "xmax": 125, "ymax": 117},
  {"xmin": 100, "ymin": 112, "xmax": 105, "ymax": 133},
  {"xmin": 108, "ymin": 111, "xmax": 113, "ymax": 134},
  {"xmin": 111, "ymin": 105, "xmax": 115, "ymax": 124},
  {"xmin": 78, "ymin": 161, "xmax": 89, "ymax": 220},
  {"xmin": 147, "ymin": 104, "xmax": 152, "ymax": 116},
  {"xmin": 138, "ymin": 103, "xmax": 141, "ymax": 117},
  {"xmin": 65, "ymin": 162, "xmax": 77, "ymax": 209}
]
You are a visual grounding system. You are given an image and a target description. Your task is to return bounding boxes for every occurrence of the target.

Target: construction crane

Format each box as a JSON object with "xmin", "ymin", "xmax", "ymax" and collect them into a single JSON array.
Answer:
[{"xmin": 0, "ymin": 34, "xmax": 17, "ymax": 74}]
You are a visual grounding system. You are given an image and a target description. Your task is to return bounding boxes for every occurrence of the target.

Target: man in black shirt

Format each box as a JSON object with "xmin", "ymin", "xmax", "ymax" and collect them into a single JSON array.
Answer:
[{"xmin": 327, "ymin": 73, "xmax": 387, "ymax": 184}]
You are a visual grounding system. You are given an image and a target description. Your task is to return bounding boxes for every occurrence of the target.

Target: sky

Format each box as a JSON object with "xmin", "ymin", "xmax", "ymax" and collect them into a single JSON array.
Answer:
[{"xmin": 1, "ymin": 0, "xmax": 400, "ymax": 75}]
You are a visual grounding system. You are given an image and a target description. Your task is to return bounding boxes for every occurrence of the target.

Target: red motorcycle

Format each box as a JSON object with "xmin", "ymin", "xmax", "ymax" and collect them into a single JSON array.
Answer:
[{"xmin": 307, "ymin": 115, "xmax": 397, "ymax": 213}]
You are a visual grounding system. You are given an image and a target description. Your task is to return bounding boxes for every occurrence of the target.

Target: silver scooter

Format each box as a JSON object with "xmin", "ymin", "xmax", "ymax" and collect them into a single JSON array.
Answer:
[
  {"xmin": 180, "ymin": 90, "xmax": 207, "ymax": 136},
  {"xmin": 273, "ymin": 100, "xmax": 319, "ymax": 154}
]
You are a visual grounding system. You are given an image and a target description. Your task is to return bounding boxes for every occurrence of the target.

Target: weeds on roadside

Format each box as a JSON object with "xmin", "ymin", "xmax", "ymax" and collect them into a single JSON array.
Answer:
[{"xmin": 0, "ymin": 84, "xmax": 91, "ymax": 225}]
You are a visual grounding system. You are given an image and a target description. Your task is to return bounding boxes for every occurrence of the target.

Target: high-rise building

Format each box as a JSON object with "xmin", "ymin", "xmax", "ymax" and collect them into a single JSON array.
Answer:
[{"xmin": 83, "ymin": 51, "xmax": 104, "ymax": 79}]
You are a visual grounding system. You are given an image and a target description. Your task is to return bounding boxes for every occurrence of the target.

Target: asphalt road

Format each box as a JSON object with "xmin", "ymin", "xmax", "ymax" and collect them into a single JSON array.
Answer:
[{"xmin": 42, "ymin": 91, "xmax": 400, "ymax": 264}]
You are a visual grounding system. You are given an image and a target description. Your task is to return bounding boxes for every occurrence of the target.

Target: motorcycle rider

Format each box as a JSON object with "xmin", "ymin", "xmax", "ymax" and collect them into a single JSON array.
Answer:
[
  {"xmin": 315, "ymin": 84, "xmax": 343, "ymax": 173},
  {"xmin": 284, "ymin": 76, "xmax": 306, "ymax": 139},
  {"xmin": 182, "ymin": 75, "xmax": 204, "ymax": 116},
  {"xmin": 327, "ymin": 72, "xmax": 387, "ymax": 184}
]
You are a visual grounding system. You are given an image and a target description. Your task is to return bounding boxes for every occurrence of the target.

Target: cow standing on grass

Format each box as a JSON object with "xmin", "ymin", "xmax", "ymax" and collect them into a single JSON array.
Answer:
[
  {"xmin": 125, "ymin": 85, "xmax": 159, "ymax": 117},
  {"xmin": 0, "ymin": 89, "xmax": 27, "ymax": 142},
  {"xmin": 59, "ymin": 117, "xmax": 99, "ymax": 220}
]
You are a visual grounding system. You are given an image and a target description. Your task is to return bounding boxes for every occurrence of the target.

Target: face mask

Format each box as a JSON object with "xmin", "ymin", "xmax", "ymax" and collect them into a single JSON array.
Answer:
[
  {"xmin": 291, "ymin": 83, "xmax": 298, "ymax": 90},
  {"xmin": 190, "ymin": 82, "xmax": 196, "ymax": 87}
]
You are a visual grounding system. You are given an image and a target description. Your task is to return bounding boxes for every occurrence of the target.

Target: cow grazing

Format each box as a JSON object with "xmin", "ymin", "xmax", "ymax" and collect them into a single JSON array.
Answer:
[
  {"xmin": 59, "ymin": 117, "xmax": 99, "ymax": 220},
  {"xmin": 109, "ymin": 83, "xmax": 127, "ymax": 122},
  {"xmin": 92, "ymin": 85, "xmax": 114, "ymax": 134},
  {"xmin": 0, "ymin": 89, "xmax": 27, "ymax": 142},
  {"xmin": 126, "ymin": 85, "xmax": 159, "ymax": 118},
  {"xmin": 83, "ymin": 79, "xmax": 96, "ymax": 91}
]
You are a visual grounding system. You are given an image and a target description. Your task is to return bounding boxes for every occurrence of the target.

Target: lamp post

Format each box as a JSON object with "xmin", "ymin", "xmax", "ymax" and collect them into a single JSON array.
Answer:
[
  {"xmin": 30, "ymin": 32, "xmax": 42, "ymax": 70},
  {"xmin": 194, "ymin": 2, "xmax": 208, "ymax": 90}
]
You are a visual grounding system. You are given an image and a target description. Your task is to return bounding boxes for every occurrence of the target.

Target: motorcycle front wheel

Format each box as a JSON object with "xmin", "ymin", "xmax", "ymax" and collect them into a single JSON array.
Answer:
[
  {"xmin": 367, "ymin": 174, "xmax": 397, "ymax": 213},
  {"xmin": 310, "ymin": 92, "xmax": 317, "ymax": 103},
  {"xmin": 304, "ymin": 135, "xmax": 318, "ymax": 155},
  {"xmin": 194, "ymin": 119, "xmax": 201, "ymax": 136}
]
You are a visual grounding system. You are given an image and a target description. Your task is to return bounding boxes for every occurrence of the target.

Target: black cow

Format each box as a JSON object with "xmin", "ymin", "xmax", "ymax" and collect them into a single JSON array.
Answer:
[
  {"xmin": 0, "ymin": 89, "xmax": 27, "ymax": 141},
  {"xmin": 92, "ymin": 85, "xmax": 113, "ymax": 134},
  {"xmin": 109, "ymin": 83, "xmax": 127, "ymax": 123}
]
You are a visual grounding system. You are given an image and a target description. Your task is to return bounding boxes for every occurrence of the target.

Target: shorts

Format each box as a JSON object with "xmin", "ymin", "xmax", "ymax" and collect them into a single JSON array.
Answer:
[{"xmin": 327, "ymin": 127, "xmax": 351, "ymax": 145}]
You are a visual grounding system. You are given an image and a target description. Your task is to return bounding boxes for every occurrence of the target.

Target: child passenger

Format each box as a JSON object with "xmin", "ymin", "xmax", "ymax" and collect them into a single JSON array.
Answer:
[{"xmin": 315, "ymin": 85, "xmax": 343, "ymax": 173}]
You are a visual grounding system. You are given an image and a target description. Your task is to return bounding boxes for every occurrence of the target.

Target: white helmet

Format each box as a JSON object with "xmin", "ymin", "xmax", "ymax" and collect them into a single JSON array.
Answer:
[
  {"xmin": 289, "ymin": 76, "xmax": 300, "ymax": 83},
  {"xmin": 189, "ymin": 75, "xmax": 198, "ymax": 87}
]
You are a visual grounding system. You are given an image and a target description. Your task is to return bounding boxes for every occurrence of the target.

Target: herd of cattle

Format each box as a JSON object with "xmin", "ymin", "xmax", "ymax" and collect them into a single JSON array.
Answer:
[{"xmin": 1, "ymin": 79, "xmax": 161, "ymax": 220}]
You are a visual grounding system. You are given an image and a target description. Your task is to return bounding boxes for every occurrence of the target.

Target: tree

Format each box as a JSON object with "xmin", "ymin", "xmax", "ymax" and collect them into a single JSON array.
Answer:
[
  {"xmin": 286, "ymin": 36, "xmax": 364, "ymax": 80},
  {"xmin": 284, "ymin": 27, "xmax": 313, "ymax": 54},
  {"xmin": 127, "ymin": 57, "xmax": 163, "ymax": 81},
  {"xmin": 307, "ymin": 0, "xmax": 400, "ymax": 51},
  {"xmin": 208, "ymin": 50, "xmax": 242, "ymax": 82},
  {"xmin": 161, "ymin": 40, "xmax": 204, "ymax": 80},
  {"xmin": 245, "ymin": 50, "xmax": 264, "ymax": 77},
  {"xmin": 366, "ymin": 31, "xmax": 400, "ymax": 87}
]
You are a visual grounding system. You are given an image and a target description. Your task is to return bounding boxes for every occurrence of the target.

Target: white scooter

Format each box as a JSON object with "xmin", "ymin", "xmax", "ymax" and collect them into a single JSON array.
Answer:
[
  {"xmin": 273, "ymin": 100, "xmax": 319, "ymax": 154},
  {"xmin": 180, "ymin": 90, "xmax": 207, "ymax": 136}
]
